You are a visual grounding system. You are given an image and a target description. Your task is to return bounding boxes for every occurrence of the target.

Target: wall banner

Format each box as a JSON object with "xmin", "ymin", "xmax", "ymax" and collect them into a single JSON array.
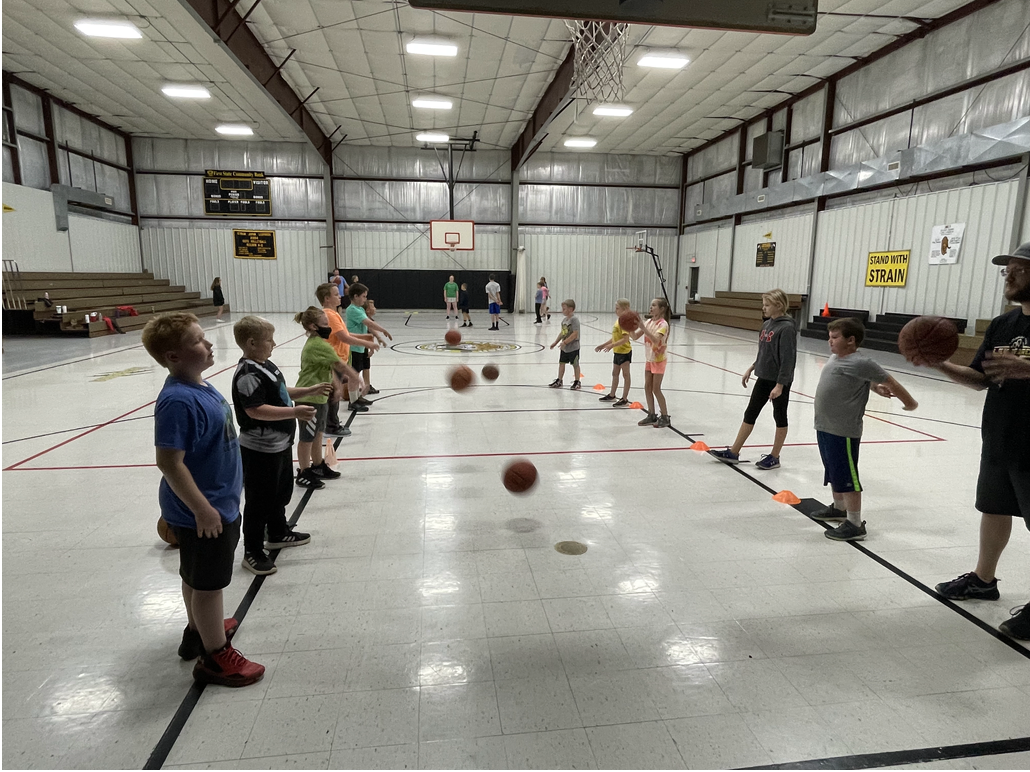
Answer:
[
  {"xmin": 866, "ymin": 250, "xmax": 909, "ymax": 287},
  {"xmin": 233, "ymin": 230, "xmax": 276, "ymax": 259},
  {"xmin": 755, "ymin": 241, "xmax": 776, "ymax": 267},
  {"xmin": 929, "ymin": 223, "xmax": 965, "ymax": 265}
]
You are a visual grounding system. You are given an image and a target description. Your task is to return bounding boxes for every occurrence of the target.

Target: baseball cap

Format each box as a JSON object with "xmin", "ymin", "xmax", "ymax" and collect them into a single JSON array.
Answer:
[{"xmin": 991, "ymin": 241, "xmax": 1030, "ymax": 265}]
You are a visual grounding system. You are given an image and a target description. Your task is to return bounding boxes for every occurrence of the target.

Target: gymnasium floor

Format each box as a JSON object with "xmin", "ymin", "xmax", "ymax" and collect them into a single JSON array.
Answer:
[{"xmin": 2, "ymin": 309, "xmax": 1029, "ymax": 770}]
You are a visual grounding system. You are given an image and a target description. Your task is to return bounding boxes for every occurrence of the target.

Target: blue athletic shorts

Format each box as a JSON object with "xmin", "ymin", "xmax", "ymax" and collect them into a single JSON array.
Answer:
[
  {"xmin": 489, "ymin": 302, "xmax": 500, "ymax": 315},
  {"xmin": 816, "ymin": 430, "xmax": 862, "ymax": 493}
]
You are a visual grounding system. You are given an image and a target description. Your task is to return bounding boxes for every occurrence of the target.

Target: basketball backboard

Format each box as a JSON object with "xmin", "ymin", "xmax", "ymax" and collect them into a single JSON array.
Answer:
[
  {"xmin": 406, "ymin": 0, "xmax": 817, "ymax": 35},
  {"xmin": 430, "ymin": 220, "xmax": 475, "ymax": 251}
]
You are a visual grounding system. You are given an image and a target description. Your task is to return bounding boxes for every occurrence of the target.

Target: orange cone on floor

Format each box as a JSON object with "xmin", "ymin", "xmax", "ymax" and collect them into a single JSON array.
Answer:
[
  {"xmin": 689, "ymin": 441, "xmax": 711, "ymax": 451},
  {"xmin": 594, "ymin": 383, "xmax": 606, "ymax": 391},
  {"xmin": 821, "ymin": 303, "xmax": 831, "ymax": 317},
  {"xmin": 630, "ymin": 402, "xmax": 643, "ymax": 409},
  {"xmin": 772, "ymin": 490, "xmax": 801, "ymax": 505}
]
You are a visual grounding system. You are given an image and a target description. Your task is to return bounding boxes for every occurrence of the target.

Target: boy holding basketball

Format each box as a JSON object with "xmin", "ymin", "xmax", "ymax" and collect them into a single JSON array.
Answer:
[
  {"xmin": 143, "ymin": 312, "xmax": 264, "ymax": 686},
  {"xmin": 549, "ymin": 299, "xmax": 582, "ymax": 390},
  {"xmin": 595, "ymin": 298, "xmax": 633, "ymax": 406},
  {"xmin": 811, "ymin": 318, "xmax": 918, "ymax": 541}
]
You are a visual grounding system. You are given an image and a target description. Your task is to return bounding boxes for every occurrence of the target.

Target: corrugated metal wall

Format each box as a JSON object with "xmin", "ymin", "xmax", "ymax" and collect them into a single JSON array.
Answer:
[
  {"xmin": 520, "ymin": 228, "xmax": 678, "ymax": 312},
  {"xmin": 811, "ymin": 181, "xmax": 1019, "ymax": 329},
  {"xmin": 730, "ymin": 213, "xmax": 815, "ymax": 294},
  {"xmin": 67, "ymin": 215, "xmax": 141, "ymax": 273},
  {"xmin": 337, "ymin": 224, "xmax": 510, "ymax": 270},
  {"xmin": 140, "ymin": 223, "xmax": 327, "ymax": 314},
  {"xmin": 679, "ymin": 224, "xmax": 734, "ymax": 302}
]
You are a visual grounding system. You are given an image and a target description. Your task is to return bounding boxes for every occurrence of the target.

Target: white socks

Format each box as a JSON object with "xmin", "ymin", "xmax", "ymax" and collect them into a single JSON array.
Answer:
[{"xmin": 846, "ymin": 510, "xmax": 862, "ymax": 526}]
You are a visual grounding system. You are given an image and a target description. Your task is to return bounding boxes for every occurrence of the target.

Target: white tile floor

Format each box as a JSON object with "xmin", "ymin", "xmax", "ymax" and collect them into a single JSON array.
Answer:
[{"xmin": 3, "ymin": 310, "xmax": 1029, "ymax": 770}]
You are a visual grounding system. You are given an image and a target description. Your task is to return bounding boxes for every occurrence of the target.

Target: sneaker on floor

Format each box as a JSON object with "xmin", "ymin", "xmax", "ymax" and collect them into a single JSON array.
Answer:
[
  {"xmin": 570, "ymin": 380, "xmax": 582, "ymax": 391},
  {"xmin": 242, "ymin": 551, "xmax": 277, "ymax": 576},
  {"xmin": 999, "ymin": 604, "xmax": 1030, "ymax": 640},
  {"xmin": 178, "ymin": 618, "xmax": 239, "ymax": 661},
  {"xmin": 193, "ymin": 643, "xmax": 265, "ymax": 687},
  {"xmin": 323, "ymin": 426, "xmax": 352, "ymax": 438},
  {"xmin": 613, "ymin": 398, "xmax": 630, "ymax": 407},
  {"xmin": 310, "ymin": 460, "xmax": 342, "ymax": 480},
  {"xmin": 934, "ymin": 572, "xmax": 1000, "ymax": 601},
  {"xmin": 296, "ymin": 468, "xmax": 325, "ymax": 489},
  {"xmin": 467, "ymin": 322, "xmax": 473, "ymax": 327},
  {"xmin": 365, "ymin": 387, "xmax": 381, "ymax": 395},
  {"xmin": 825, "ymin": 519, "xmax": 867, "ymax": 541},
  {"xmin": 349, "ymin": 402, "xmax": 369, "ymax": 413},
  {"xmin": 534, "ymin": 320, "xmax": 542, "ymax": 324},
  {"xmin": 654, "ymin": 415, "xmax": 671, "ymax": 428},
  {"xmin": 809, "ymin": 503, "xmax": 846, "ymax": 521},
  {"xmin": 637, "ymin": 413, "xmax": 658, "ymax": 426},
  {"xmin": 548, "ymin": 379, "xmax": 563, "ymax": 388},
  {"xmin": 599, "ymin": 394, "xmax": 617, "ymax": 402},
  {"xmin": 266, "ymin": 529, "xmax": 311, "ymax": 550},
  {"xmin": 355, "ymin": 397, "xmax": 373, "ymax": 406},
  {"xmin": 755, "ymin": 454, "xmax": 780, "ymax": 470},
  {"xmin": 707, "ymin": 448, "xmax": 740, "ymax": 464}
]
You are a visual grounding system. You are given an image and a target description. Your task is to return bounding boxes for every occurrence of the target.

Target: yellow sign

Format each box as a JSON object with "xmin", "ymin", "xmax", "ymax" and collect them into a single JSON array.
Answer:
[
  {"xmin": 3, "ymin": 204, "xmax": 14, "ymax": 212},
  {"xmin": 233, "ymin": 230, "xmax": 276, "ymax": 259},
  {"xmin": 866, "ymin": 250, "xmax": 909, "ymax": 287}
]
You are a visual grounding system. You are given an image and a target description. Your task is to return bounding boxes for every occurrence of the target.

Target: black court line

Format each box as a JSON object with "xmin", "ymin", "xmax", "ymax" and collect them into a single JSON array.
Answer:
[
  {"xmin": 143, "ymin": 416, "xmax": 356, "ymax": 770},
  {"xmin": 2, "ymin": 414, "xmax": 155, "ymax": 445},
  {"xmin": 739, "ymin": 735, "xmax": 1030, "ymax": 770},
  {"xmin": 2, "ymin": 342, "xmax": 149, "ymax": 380}
]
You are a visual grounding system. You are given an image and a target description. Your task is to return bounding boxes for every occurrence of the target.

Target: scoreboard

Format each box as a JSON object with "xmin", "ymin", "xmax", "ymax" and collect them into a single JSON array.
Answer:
[{"xmin": 204, "ymin": 170, "xmax": 272, "ymax": 216}]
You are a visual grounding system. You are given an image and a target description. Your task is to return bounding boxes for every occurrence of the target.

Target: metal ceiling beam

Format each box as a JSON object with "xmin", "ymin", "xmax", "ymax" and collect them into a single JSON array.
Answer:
[
  {"xmin": 510, "ymin": 47, "xmax": 575, "ymax": 171},
  {"xmin": 182, "ymin": 0, "xmax": 333, "ymax": 165}
]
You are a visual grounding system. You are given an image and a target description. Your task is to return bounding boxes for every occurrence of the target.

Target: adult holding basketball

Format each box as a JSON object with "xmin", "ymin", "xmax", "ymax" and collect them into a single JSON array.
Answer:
[{"xmin": 930, "ymin": 243, "xmax": 1030, "ymax": 641}]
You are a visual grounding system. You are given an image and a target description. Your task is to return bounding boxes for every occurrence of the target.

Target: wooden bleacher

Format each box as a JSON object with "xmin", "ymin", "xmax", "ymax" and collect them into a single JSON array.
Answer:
[
  {"xmin": 684, "ymin": 291, "xmax": 805, "ymax": 331},
  {"xmin": 1, "ymin": 271, "xmax": 224, "ymax": 337}
]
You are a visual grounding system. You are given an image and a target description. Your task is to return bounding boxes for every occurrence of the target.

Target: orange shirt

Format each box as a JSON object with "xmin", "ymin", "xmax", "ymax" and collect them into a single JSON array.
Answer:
[{"xmin": 324, "ymin": 307, "xmax": 350, "ymax": 362}]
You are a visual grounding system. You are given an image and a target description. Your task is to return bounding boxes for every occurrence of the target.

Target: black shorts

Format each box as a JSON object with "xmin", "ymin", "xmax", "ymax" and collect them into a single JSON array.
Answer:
[
  {"xmin": 172, "ymin": 516, "xmax": 241, "ymax": 591},
  {"xmin": 559, "ymin": 349, "xmax": 580, "ymax": 365},
  {"xmin": 976, "ymin": 458, "xmax": 1030, "ymax": 530},
  {"xmin": 816, "ymin": 431, "xmax": 862, "ymax": 493},
  {"xmin": 613, "ymin": 352, "xmax": 632, "ymax": 366},
  {"xmin": 743, "ymin": 378, "xmax": 791, "ymax": 428},
  {"xmin": 351, "ymin": 350, "xmax": 370, "ymax": 372}
]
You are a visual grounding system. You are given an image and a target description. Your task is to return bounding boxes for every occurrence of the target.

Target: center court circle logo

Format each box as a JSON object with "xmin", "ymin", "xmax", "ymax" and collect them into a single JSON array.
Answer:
[{"xmin": 391, "ymin": 340, "xmax": 543, "ymax": 357}]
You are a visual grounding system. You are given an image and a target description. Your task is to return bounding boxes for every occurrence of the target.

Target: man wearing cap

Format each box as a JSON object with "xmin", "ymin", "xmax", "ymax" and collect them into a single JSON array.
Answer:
[{"xmin": 926, "ymin": 242, "xmax": 1030, "ymax": 640}]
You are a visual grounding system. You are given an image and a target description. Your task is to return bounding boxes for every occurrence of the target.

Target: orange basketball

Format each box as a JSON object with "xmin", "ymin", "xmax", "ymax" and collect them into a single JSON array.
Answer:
[
  {"xmin": 445, "ymin": 329, "xmax": 462, "ymax": 345},
  {"xmin": 897, "ymin": 316, "xmax": 959, "ymax": 365},
  {"xmin": 157, "ymin": 516, "xmax": 178, "ymax": 546},
  {"xmin": 449, "ymin": 365, "xmax": 475, "ymax": 392},
  {"xmin": 482, "ymin": 364, "xmax": 499, "ymax": 381},
  {"xmin": 503, "ymin": 459, "xmax": 538, "ymax": 494},
  {"xmin": 618, "ymin": 311, "xmax": 640, "ymax": 333}
]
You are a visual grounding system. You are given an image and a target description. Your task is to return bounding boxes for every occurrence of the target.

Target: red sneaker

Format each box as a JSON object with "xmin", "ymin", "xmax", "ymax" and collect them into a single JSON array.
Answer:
[
  {"xmin": 193, "ymin": 643, "xmax": 264, "ymax": 687},
  {"xmin": 177, "ymin": 617, "xmax": 239, "ymax": 660}
]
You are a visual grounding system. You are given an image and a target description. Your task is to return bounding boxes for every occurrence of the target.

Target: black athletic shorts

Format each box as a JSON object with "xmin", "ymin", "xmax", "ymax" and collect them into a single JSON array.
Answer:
[
  {"xmin": 743, "ymin": 378, "xmax": 791, "ymax": 428},
  {"xmin": 172, "ymin": 516, "xmax": 241, "ymax": 591},
  {"xmin": 559, "ymin": 349, "xmax": 580, "ymax": 365},
  {"xmin": 613, "ymin": 352, "xmax": 632, "ymax": 366},
  {"xmin": 351, "ymin": 350, "xmax": 370, "ymax": 372},
  {"xmin": 976, "ymin": 457, "xmax": 1030, "ymax": 530}
]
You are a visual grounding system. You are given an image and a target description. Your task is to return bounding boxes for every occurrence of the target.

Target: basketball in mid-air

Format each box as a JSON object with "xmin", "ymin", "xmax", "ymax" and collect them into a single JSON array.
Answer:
[
  {"xmin": 897, "ymin": 316, "xmax": 959, "ymax": 365},
  {"xmin": 445, "ymin": 329, "xmax": 462, "ymax": 345},
  {"xmin": 482, "ymin": 364, "xmax": 499, "ymax": 381},
  {"xmin": 618, "ymin": 311, "xmax": 641, "ymax": 333},
  {"xmin": 503, "ymin": 459, "xmax": 538, "ymax": 494},
  {"xmin": 449, "ymin": 365, "xmax": 475, "ymax": 392},
  {"xmin": 157, "ymin": 516, "xmax": 178, "ymax": 546}
]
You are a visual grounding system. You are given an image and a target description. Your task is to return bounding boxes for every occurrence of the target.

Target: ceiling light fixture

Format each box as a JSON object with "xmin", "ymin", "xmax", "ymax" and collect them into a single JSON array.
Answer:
[
  {"xmin": 162, "ymin": 84, "xmax": 211, "ymax": 99},
  {"xmin": 215, "ymin": 125, "xmax": 254, "ymax": 136},
  {"xmin": 406, "ymin": 39, "xmax": 458, "ymax": 56},
  {"xmin": 592, "ymin": 105, "xmax": 633, "ymax": 117},
  {"xmin": 74, "ymin": 19, "xmax": 143, "ymax": 39},
  {"xmin": 412, "ymin": 96, "xmax": 453, "ymax": 110},
  {"xmin": 637, "ymin": 52, "xmax": 689, "ymax": 69},
  {"xmin": 564, "ymin": 138, "xmax": 597, "ymax": 148},
  {"xmin": 416, "ymin": 132, "xmax": 450, "ymax": 143}
]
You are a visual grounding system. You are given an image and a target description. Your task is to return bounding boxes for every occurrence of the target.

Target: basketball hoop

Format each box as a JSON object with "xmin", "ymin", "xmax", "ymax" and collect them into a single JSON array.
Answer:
[{"xmin": 564, "ymin": 20, "xmax": 628, "ymax": 105}]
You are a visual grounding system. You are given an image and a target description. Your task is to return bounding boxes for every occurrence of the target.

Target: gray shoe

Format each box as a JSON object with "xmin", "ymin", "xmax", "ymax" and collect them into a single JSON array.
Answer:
[
  {"xmin": 825, "ymin": 520, "xmax": 867, "ymax": 541},
  {"xmin": 809, "ymin": 503, "xmax": 846, "ymax": 521},
  {"xmin": 654, "ymin": 415, "xmax": 671, "ymax": 428},
  {"xmin": 637, "ymin": 413, "xmax": 657, "ymax": 426}
]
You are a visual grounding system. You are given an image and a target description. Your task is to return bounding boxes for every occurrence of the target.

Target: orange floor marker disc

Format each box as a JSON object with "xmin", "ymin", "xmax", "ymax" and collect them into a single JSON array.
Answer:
[
  {"xmin": 689, "ymin": 441, "xmax": 711, "ymax": 451},
  {"xmin": 630, "ymin": 402, "xmax": 643, "ymax": 409},
  {"xmin": 593, "ymin": 384, "xmax": 606, "ymax": 391},
  {"xmin": 772, "ymin": 490, "xmax": 801, "ymax": 505}
]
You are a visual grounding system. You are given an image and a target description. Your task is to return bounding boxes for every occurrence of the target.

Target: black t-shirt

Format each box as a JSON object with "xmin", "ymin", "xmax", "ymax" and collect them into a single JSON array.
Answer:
[
  {"xmin": 970, "ymin": 308, "xmax": 1030, "ymax": 468},
  {"xmin": 231, "ymin": 357, "xmax": 296, "ymax": 452}
]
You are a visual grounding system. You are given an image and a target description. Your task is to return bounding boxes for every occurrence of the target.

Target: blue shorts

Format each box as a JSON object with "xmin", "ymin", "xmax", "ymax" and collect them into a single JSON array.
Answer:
[
  {"xmin": 816, "ymin": 431, "xmax": 862, "ymax": 493},
  {"xmin": 489, "ymin": 302, "xmax": 500, "ymax": 315}
]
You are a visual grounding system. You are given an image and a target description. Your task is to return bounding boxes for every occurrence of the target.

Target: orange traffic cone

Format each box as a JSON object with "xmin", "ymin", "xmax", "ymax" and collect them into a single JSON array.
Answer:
[
  {"xmin": 772, "ymin": 490, "xmax": 801, "ymax": 505},
  {"xmin": 630, "ymin": 402, "xmax": 643, "ymax": 409},
  {"xmin": 593, "ymin": 383, "xmax": 606, "ymax": 391},
  {"xmin": 689, "ymin": 441, "xmax": 711, "ymax": 451},
  {"xmin": 820, "ymin": 303, "xmax": 831, "ymax": 317}
]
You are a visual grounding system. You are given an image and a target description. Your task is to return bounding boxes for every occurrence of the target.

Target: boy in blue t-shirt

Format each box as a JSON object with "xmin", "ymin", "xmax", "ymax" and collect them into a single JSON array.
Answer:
[
  {"xmin": 345, "ymin": 283, "xmax": 392, "ymax": 408},
  {"xmin": 143, "ymin": 312, "xmax": 264, "ymax": 687}
]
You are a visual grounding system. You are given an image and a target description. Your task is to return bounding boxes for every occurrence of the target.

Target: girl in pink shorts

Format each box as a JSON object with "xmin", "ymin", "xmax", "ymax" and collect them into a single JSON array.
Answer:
[{"xmin": 633, "ymin": 297, "xmax": 671, "ymax": 428}]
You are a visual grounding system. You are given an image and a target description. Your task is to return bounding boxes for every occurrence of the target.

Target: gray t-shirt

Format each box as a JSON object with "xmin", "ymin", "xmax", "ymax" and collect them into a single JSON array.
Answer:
[
  {"xmin": 560, "ymin": 314, "xmax": 580, "ymax": 352},
  {"xmin": 813, "ymin": 352, "xmax": 888, "ymax": 438}
]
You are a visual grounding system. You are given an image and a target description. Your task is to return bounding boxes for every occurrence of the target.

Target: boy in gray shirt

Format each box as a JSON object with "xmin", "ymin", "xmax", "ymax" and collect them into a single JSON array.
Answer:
[
  {"xmin": 812, "ymin": 318, "xmax": 917, "ymax": 541},
  {"xmin": 549, "ymin": 299, "xmax": 582, "ymax": 390}
]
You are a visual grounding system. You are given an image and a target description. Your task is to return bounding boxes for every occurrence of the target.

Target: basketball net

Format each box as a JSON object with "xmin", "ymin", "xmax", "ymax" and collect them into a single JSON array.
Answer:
[{"xmin": 564, "ymin": 20, "xmax": 628, "ymax": 105}]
